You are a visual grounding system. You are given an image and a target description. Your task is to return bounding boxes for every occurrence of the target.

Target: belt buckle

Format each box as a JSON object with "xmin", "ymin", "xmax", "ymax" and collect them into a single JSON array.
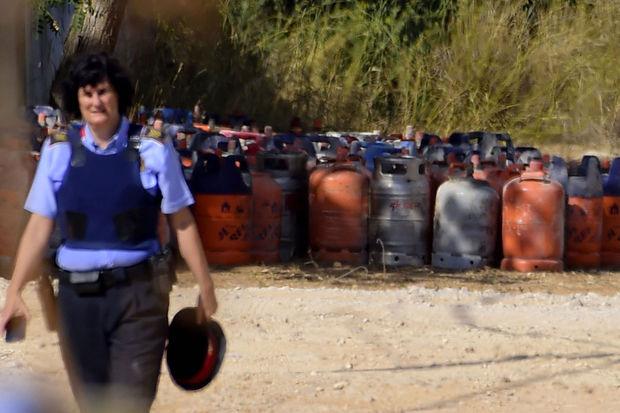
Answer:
[{"xmin": 69, "ymin": 271, "xmax": 100, "ymax": 284}]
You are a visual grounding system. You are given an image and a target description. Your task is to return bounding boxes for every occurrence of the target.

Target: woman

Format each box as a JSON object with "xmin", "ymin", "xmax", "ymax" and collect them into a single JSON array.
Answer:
[{"xmin": 0, "ymin": 53, "xmax": 217, "ymax": 412}]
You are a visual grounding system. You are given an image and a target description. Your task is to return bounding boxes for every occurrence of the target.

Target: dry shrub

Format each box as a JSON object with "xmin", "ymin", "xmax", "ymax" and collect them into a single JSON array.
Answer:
[{"xmin": 118, "ymin": 0, "xmax": 620, "ymax": 153}]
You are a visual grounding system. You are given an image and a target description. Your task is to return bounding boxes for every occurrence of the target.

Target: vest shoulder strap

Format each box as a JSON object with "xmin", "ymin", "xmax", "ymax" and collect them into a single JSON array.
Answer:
[
  {"xmin": 67, "ymin": 125, "xmax": 86, "ymax": 167},
  {"xmin": 48, "ymin": 129, "xmax": 69, "ymax": 145}
]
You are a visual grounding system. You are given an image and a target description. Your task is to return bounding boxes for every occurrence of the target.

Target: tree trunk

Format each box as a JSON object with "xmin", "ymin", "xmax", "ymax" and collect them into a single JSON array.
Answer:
[{"xmin": 51, "ymin": 0, "xmax": 129, "ymax": 108}]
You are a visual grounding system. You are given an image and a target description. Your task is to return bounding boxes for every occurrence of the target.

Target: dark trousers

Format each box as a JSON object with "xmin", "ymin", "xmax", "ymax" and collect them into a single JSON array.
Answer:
[{"xmin": 57, "ymin": 277, "xmax": 169, "ymax": 413}]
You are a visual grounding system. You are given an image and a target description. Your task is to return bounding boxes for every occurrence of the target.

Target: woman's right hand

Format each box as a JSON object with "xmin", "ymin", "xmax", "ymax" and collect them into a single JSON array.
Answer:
[
  {"xmin": 0, "ymin": 290, "xmax": 30, "ymax": 336},
  {"xmin": 0, "ymin": 213, "xmax": 54, "ymax": 337}
]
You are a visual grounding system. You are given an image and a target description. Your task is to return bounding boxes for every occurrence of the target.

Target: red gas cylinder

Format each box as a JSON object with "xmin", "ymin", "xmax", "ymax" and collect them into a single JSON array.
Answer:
[
  {"xmin": 565, "ymin": 156, "xmax": 603, "ymax": 269},
  {"xmin": 193, "ymin": 123, "xmax": 211, "ymax": 133},
  {"xmin": 501, "ymin": 160, "xmax": 565, "ymax": 271},
  {"xmin": 601, "ymin": 157, "xmax": 611, "ymax": 174},
  {"xmin": 566, "ymin": 198, "xmax": 603, "ymax": 268},
  {"xmin": 601, "ymin": 158, "xmax": 620, "ymax": 267},
  {"xmin": 602, "ymin": 196, "xmax": 620, "ymax": 267},
  {"xmin": 194, "ymin": 195, "xmax": 252, "ymax": 265},
  {"xmin": 251, "ymin": 171, "xmax": 282, "ymax": 263},
  {"xmin": 308, "ymin": 161, "xmax": 333, "ymax": 255},
  {"xmin": 309, "ymin": 163, "xmax": 369, "ymax": 265},
  {"xmin": 191, "ymin": 154, "xmax": 253, "ymax": 265},
  {"xmin": 473, "ymin": 159, "xmax": 520, "ymax": 199}
]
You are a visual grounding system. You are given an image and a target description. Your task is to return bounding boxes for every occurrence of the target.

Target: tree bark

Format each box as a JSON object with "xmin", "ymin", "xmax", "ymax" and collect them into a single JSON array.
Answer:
[{"xmin": 51, "ymin": 0, "xmax": 129, "ymax": 108}]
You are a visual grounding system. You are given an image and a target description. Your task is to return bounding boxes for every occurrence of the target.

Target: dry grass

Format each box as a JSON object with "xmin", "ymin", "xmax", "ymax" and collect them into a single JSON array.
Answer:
[
  {"xmin": 218, "ymin": 0, "xmax": 620, "ymax": 151},
  {"xmin": 122, "ymin": 0, "xmax": 620, "ymax": 153}
]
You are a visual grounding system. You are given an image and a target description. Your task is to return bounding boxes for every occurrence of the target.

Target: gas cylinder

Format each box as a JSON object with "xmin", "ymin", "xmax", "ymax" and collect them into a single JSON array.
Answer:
[
  {"xmin": 308, "ymin": 160, "xmax": 336, "ymax": 257},
  {"xmin": 362, "ymin": 142, "xmax": 399, "ymax": 173},
  {"xmin": 309, "ymin": 163, "xmax": 369, "ymax": 265},
  {"xmin": 429, "ymin": 156, "xmax": 466, "ymax": 212},
  {"xmin": 501, "ymin": 160, "xmax": 565, "ymax": 271},
  {"xmin": 548, "ymin": 156, "xmax": 568, "ymax": 192},
  {"xmin": 469, "ymin": 131, "xmax": 515, "ymax": 164},
  {"xmin": 601, "ymin": 158, "xmax": 620, "ymax": 268},
  {"xmin": 251, "ymin": 171, "xmax": 282, "ymax": 263},
  {"xmin": 473, "ymin": 158, "xmax": 520, "ymax": 199},
  {"xmin": 256, "ymin": 152, "xmax": 308, "ymax": 261},
  {"xmin": 369, "ymin": 156, "xmax": 430, "ymax": 266},
  {"xmin": 310, "ymin": 135, "xmax": 344, "ymax": 162},
  {"xmin": 514, "ymin": 147, "xmax": 542, "ymax": 166},
  {"xmin": 432, "ymin": 169, "xmax": 500, "ymax": 269},
  {"xmin": 191, "ymin": 154, "xmax": 253, "ymax": 265},
  {"xmin": 472, "ymin": 154, "xmax": 520, "ymax": 263},
  {"xmin": 565, "ymin": 156, "xmax": 603, "ymax": 269}
]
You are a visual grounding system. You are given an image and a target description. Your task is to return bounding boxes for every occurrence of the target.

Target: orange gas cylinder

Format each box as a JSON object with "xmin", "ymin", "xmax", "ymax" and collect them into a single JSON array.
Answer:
[
  {"xmin": 256, "ymin": 152, "xmax": 309, "ymax": 261},
  {"xmin": 601, "ymin": 158, "xmax": 620, "ymax": 267},
  {"xmin": 191, "ymin": 154, "xmax": 253, "ymax": 265},
  {"xmin": 309, "ymin": 163, "xmax": 369, "ymax": 265},
  {"xmin": 193, "ymin": 195, "xmax": 252, "ymax": 265},
  {"xmin": 501, "ymin": 160, "xmax": 565, "ymax": 272},
  {"xmin": 601, "ymin": 157, "xmax": 611, "ymax": 174},
  {"xmin": 251, "ymin": 171, "xmax": 282, "ymax": 263},
  {"xmin": 566, "ymin": 198, "xmax": 603, "ymax": 268},
  {"xmin": 0, "ymin": 134, "xmax": 36, "ymax": 272},
  {"xmin": 193, "ymin": 123, "xmax": 211, "ymax": 133},
  {"xmin": 473, "ymin": 160, "xmax": 520, "ymax": 199},
  {"xmin": 565, "ymin": 156, "xmax": 603, "ymax": 269},
  {"xmin": 308, "ymin": 161, "xmax": 334, "ymax": 254}
]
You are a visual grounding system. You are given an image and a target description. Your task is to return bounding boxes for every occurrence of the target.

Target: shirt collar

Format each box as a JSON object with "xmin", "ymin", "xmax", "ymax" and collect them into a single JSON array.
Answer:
[{"xmin": 82, "ymin": 117, "xmax": 130, "ymax": 154}]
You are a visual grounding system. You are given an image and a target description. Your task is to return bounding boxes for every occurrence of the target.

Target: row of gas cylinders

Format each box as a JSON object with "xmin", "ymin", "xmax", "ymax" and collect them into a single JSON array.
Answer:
[
  {"xmin": 189, "ymin": 152, "xmax": 307, "ymax": 265},
  {"xmin": 189, "ymin": 149, "xmax": 620, "ymax": 271}
]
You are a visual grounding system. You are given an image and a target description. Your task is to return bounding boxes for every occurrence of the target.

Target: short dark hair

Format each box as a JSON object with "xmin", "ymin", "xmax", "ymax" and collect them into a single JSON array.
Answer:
[{"xmin": 61, "ymin": 53, "xmax": 133, "ymax": 118}]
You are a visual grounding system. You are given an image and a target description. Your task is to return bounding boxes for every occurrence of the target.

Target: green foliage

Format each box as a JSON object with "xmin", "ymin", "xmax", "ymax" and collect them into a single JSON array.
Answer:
[
  {"xmin": 213, "ymin": 0, "xmax": 620, "ymax": 150},
  {"xmin": 219, "ymin": 0, "xmax": 457, "ymax": 128},
  {"xmin": 126, "ymin": 0, "xmax": 620, "ymax": 151},
  {"xmin": 31, "ymin": 0, "xmax": 91, "ymax": 33}
]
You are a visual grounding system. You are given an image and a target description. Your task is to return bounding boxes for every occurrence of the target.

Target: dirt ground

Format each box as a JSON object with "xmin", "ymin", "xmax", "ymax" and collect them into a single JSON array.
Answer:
[{"xmin": 1, "ymin": 263, "xmax": 620, "ymax": 412}]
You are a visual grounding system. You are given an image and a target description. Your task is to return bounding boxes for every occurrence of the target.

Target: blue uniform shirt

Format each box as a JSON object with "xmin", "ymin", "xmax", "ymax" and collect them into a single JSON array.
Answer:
[{"xmin": 25, "ymin": 117, "xmax": 194, "ymax": 271}]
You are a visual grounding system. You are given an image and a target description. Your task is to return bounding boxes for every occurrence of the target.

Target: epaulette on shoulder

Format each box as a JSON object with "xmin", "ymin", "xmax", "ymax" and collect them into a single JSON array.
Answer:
[
  {"xmin": 142, "ymin": 126, "xmax": 165, "ymax": 143},
  {"xmin": 49, "ymin": 130, "xmax": 69, "ymax": 145}
]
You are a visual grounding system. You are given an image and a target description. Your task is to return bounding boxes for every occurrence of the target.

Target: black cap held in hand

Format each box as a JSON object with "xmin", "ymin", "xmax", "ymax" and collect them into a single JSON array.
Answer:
[{"xmin": 166, "ymin": 307, "xmax": 226, "ymax": 391}]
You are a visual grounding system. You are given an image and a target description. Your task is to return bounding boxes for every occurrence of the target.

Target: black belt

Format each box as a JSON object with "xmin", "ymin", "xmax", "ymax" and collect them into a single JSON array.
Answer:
[{"xmin": 57, "ymin": 260, "xmax": 152, "ymax": 291}]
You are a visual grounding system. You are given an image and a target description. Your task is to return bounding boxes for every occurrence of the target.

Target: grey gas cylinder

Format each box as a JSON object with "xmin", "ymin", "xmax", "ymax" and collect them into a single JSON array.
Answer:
[
  {"xmin": 432, "ymin": 175, "xmax": 500, "ymax": 270},
  {"xmin": 548, "ymin": 156, "xmax": 568, "ymax": 192},
  {"xmin": 256, "ymin": 152, "xmax": 309, "ymax": 261},
  {"xmin": 568, "ymin": 155, "xmax": 604, "ymax": 198},
  {"xmin": 515, "ymin": 146, "xmax": 542, "ymax": 166},
  {"xmin": 369, "ymin": 156, "xmax": 430, "ymax": 266}
]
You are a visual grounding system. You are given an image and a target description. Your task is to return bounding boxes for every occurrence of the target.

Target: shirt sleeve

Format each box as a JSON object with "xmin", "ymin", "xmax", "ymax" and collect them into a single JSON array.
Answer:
[
  {"xmin": 24, "ymin": 139, "xmax": 70, "ymax": 219},
  {"xmin": 140, "ymin": 138, "xmax": 194, "ymax": 214}
]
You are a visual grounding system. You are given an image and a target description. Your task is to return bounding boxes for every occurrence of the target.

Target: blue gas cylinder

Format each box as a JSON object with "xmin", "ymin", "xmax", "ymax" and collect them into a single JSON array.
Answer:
[{"xmin": 363, "ymin": 142, "xmax": 399, "ymax": 173}]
